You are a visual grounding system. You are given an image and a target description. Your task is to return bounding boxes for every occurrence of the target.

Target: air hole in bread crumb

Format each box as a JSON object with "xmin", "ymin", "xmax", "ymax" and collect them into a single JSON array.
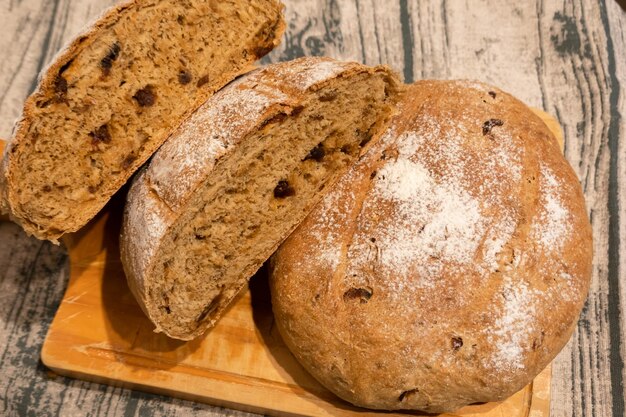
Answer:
[
  {"xmin": 58, "ymin": 59, "xmax": 73, "ymax": 75},
  {"xmin": 343, "ymin": 287, "xmax": 373, "ymax": 304},
  {"xmin": 196, "ymin": 292, "xmax": 223, "ymax": 322},
  {"xmin": 340, "ymin": 144, "xmax": 356, "ymax": 155},
  {"xmin": 399, "ymin": 388, "xmax": 419, "ymax": 402},
  {"xmin": 161, "ymin": 293, "xmax": 171, "ymax": 314},
  {"xmin": 489, "ymin": 91, "xmax": 497, "ymax": 99},
  {"xmin": 262, "ymin": 112, "xmax": 288, "ymax": 127},
  {"xmin": 319, "ymin": 91, "xmax": 338, "ymax": 102},
  {"xmin": 54, "ymin": 75, "xmax": 68, "ymax": 95}
]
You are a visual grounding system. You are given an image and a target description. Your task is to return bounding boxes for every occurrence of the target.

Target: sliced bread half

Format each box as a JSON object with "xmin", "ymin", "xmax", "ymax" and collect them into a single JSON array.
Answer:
[
  {"xmin": 120, "ymin": 57, "xmax": 400, "ymax": 340},
  {"xmin": 0, "ymin": 0, "xmax": 285, "ymax": 242}
]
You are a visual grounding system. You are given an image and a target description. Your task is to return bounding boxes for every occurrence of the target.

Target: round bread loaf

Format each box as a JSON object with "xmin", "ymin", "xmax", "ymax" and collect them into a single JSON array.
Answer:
[
  {"xmin": 121, "ymin": 57, "xmax": 400, "ymax": 340},
  {"xmin": 0, "ymin": 0, "xmax": 284, "ymax": 242},
  {"xmin": 269, "ymin": 80, "xmax": 593, "ymax": 413}
]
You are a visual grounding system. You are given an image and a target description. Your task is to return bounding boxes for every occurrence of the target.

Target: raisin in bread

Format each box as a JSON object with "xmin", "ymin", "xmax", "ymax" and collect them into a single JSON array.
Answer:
[
  {"xmin": 120, "ymin": 57, "xmax": 401, "ymax": 340},
  {"xmin": 269, "ymin": 80, "xmax": 592, "ymax": 413},
  {"xmin": 0, "ymin": 0, "xmax": 285, "ymax": 242}
]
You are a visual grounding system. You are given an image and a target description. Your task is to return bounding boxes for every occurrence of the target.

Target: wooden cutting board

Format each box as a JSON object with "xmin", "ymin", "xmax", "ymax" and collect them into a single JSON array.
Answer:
[{"xmin": 5, "ymin": 108, "xmax": 561, "ymax": 417}]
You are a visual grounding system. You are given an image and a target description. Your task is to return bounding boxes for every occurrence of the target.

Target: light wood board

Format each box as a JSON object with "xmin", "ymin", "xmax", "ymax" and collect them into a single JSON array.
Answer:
[{"xmin": 30, "ymin": 108, "xmax": 560, "ymax": 417}]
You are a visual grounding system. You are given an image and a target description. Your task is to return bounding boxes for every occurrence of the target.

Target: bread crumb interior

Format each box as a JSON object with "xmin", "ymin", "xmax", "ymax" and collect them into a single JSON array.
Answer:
[
  {"xmin": 12, "ymin": 0, "xmax": 281, "ymax": 235},
  {"xmin": 149, "ymin": 72, "xmax": 395, "ymax": 338}
]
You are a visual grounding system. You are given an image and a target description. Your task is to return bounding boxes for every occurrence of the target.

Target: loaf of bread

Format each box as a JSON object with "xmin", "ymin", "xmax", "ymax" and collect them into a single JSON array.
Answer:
[
  {"xmin": 270, "ymin": 81, "xmax": 593, "ymax": 413},
  {"xmin": 0, "ymin": 0, "xmax": 285, "ymax": 242},
  {"xmin": 120, "ymin": 57, "xmax": 401, "ymax": 340}
]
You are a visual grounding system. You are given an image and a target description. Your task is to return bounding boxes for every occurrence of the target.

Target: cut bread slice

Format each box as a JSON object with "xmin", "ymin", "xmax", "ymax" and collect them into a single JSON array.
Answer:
[
  {"xmin": 120, "ymin": 57, "xmax": 401, "ymax": 340},
  {"xmin": 0, "ymin": 0, "xmax": 285, "ymax": 242}
]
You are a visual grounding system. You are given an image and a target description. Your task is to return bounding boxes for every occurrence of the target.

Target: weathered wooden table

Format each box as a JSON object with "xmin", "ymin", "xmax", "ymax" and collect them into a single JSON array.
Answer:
[{"xmin": 1, "ymin": 1, "xmax": 625, "ymax": 416}]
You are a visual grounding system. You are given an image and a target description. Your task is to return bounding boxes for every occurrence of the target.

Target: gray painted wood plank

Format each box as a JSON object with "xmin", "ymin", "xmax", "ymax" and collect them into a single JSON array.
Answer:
[
  {"xmin": 600, "ymin": 2, "xmax": 626, "ymax": 416},
  {"xmin": 533, "ymin": 2, "xmax": 623, "ymax": 417},
  {"xmin": 0, "ymin": 0, "xmax": 624, "ymax": 416}
]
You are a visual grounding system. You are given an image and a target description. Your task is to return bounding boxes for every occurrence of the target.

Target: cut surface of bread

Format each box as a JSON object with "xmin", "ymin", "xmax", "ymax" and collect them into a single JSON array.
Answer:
[
  {"xmin": 121, "ymin": 57, "xmax": 401, "ymax": 340},
  {"xmin": 0, "ymin": 0, "xmax": 285, "ymax": 242},
  {"xmin": 270, "ymin": 81, "xmax": 593, "ymax": 413}
]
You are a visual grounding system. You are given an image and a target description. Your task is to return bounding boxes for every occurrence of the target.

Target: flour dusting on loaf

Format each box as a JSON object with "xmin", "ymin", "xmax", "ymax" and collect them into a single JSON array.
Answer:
[
  {"xmin": 149, "ymin": 75, "xmax": 288, "ymax": 211},
  {"xmin": 271, "ymin": 58, "xmax": 347, "ymax": 90},
  {"xmin": 366, "ymin": 132, "xmax": 487, "ymax": 278},
  {"xmin": 490, "ymin": 279, "xmax": 537, "ymax": 372},
  {"xmin": 270, "ymin": 80, "xmax": 592, "ymax": 413},
  {"xmin": 532, "ymin": 164, "xmax": 572, "ymax": 250}
]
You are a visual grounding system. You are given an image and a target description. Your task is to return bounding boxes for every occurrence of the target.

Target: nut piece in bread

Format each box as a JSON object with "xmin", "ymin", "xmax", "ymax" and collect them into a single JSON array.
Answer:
[
  {"xmin": 121, "ymin": 57, "xmax": 401, "ymax": 340},
  {"xmin": 270, "ymin": 80, "xmax": 592, "ymax": 413},
  {"xmin": 0, "ymin": 0, "xmax": 285, "ymax": 242}
]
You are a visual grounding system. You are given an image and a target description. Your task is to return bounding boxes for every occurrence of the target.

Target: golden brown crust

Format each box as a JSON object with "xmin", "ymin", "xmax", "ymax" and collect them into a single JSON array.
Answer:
[
  {"xmin": 0, "ymin": 0, "xmax": 285, "ymax": 242},
  {"xmin": 269, "ymin": 80, "xmax": 592, "ymax": 413}
]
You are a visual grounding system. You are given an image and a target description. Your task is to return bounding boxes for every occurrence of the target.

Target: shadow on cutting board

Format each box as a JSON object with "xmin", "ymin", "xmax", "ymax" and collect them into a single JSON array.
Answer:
[{"xmin": 97, "ymin": 189, "xmax": 204, "ymax": 364}]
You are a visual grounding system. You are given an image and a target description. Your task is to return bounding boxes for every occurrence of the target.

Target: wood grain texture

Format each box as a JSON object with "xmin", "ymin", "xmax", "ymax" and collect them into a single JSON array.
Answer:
[
  {"xmin": 0, "ymin": 0, "xmax": 624, "ymax": 416},
  {"xmin": 606, "ymin": 2, "xmax": 626, "ymax": 413}
]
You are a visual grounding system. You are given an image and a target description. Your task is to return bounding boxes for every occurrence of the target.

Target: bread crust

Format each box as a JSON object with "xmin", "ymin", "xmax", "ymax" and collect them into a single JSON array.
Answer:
[
  {"xmin": 120, "ymin": 57, "xmax": 400, "ymax": 340},
  {"xmin": 269, "ymin": 80, "xmax": 593, "ymax": 413},
  {"xmin": 0, "ymin": 0, "xmax": 285, "ymax": 242}
]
